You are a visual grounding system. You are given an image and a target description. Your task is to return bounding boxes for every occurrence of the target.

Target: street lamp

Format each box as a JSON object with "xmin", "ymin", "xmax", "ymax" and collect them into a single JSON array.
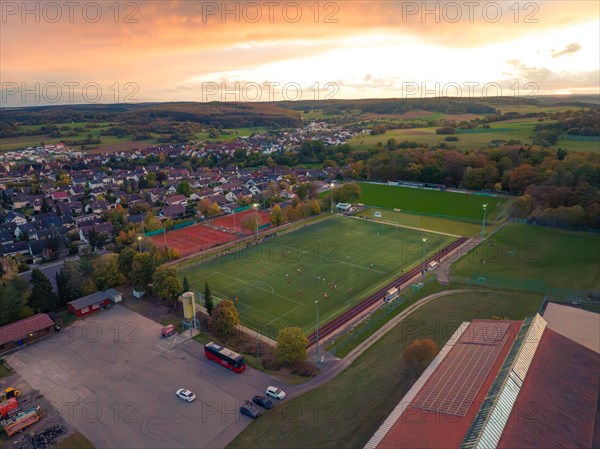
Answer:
[
  {"xmin": 330, "ymin": 182, "xmax": 335, "ymax": 214},
  {"xmin": 481, "ymin": 204, "xmax": 488, "ymax": 241},
  {"xmin": 315, "ymin": 300, "xmax": 319, "ymax": 364},
  {"xmin": 253, "ymin": 203, "xmax": 259, "ymax": 240},
  {"xmin": 137, "ymin": 236, "xmax": 142, "ymax": 252},
  {"xmin": 421, "ymin": 237, "xmax": 428, "ymax": 285}
]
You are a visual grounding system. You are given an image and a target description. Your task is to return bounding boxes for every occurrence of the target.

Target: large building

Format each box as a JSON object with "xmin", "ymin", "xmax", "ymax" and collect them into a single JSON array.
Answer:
[
  {"xmin": 0, "ymin": 313, "xmax": 56, "ymax": 356},
  {"xmin": 365, "ymin": 305, "xmax": 600, "ymax": 449}
]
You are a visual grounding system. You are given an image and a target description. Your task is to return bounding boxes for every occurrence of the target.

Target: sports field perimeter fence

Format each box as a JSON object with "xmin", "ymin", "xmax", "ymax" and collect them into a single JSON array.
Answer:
[{"xmin": 448, "ymin": 272, "xmax": 598, "ymax": 299}]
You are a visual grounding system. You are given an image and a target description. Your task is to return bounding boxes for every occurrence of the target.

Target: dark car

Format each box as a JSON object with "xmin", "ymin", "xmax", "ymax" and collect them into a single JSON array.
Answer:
[
  {"xmin": 252, "ymin": 395, "xmax": 273, "ymax": 409},
  {"xmin": 240, "ymin": 403, "xmax": 261, "ymax": 419}
]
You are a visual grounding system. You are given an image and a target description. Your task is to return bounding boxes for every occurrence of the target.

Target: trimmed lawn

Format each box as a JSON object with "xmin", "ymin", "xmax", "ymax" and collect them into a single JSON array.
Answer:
[
  {"xmin": 180, "ymin": 216, "xmax": 453, "ymax": 334},
  {"xmin": 53, "ymin": 432, "xmax": 96, "ymax": 449},
  {"xmin": 452, "ymin": 223, "xmax": 600, "ymax": 291},
  {"xmin": 356, "ymin": 207, "xmax": 497, "ymax": 237},
  {"xmin": 227, "ymin": 290, "xmax": 542, "ymax": 449},
  {"xmin": 358, "ymin": 182, "xmax": 510, "ymax": 221}
]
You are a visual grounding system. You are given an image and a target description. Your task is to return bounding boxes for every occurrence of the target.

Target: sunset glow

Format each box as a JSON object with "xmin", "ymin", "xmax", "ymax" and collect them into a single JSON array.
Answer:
[{"xmin": 1, "ymin": 1, "xmax": 599, "ymax": 105}]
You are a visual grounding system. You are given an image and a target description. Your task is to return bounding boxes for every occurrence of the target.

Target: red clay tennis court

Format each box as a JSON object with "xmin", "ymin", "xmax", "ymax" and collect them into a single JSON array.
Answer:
[
  {"xmin": 150, "ymin": 224, "xmax": 237, "ymax": 257},
  {"xmin": 210, "ymin": 209, "xmax": 271, "ymax": 235}
]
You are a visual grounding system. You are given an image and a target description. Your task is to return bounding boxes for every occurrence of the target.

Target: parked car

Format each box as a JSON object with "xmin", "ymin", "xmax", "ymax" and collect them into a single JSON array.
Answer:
[
  {"xmin": 176, "ymin": 389, "xmax": 196, "ymax": 402},
  {"xmin": 266, "ymin": 386, "xmax": 286, "ymax": 400},
  {"xmin": 240, "ymin": 402, "xmax": 261, "ymax": 419},
  {"xmin": 161, "ymin": 324, "xmax": 175, "ymax": 338},
  {"xmin": 252, "ymin": 395, "xmax": 273, "ymax": 409}
]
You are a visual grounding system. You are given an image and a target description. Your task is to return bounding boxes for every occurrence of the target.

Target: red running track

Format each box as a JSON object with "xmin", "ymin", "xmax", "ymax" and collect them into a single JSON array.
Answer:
[{"xmin": 306, "ymin": 237, "xmax": 469, "ymax": 347}]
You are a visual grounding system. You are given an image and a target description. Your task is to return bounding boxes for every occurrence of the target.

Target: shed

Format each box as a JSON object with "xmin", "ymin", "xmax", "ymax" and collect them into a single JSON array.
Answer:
[
  {"xmin": 67, "ymin": 292, "xmax": 111, "ymax": 317},
  {"xmin": 104, "ymin": 288, "xmax": 123, "ymax": 303},
  {"xmin": 0, "ymin": 313, "xmax": 55, "ymax": 356},
  {"xmin": 336, "ymin": 203, "xmax": 352, "ymax": 212}
]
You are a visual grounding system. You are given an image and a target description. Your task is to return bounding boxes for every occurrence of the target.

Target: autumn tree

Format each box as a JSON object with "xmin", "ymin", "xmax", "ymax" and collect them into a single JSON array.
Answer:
[
  {"xmin": 92, "ymin": 254, "xmax": 126, "ymax": 290},
  {"xmin": 130, "ymin": 252, "xmax": 156, "ymax": 290},
  {"xmin": 152, "ymin": 266, "xmax": 182, "ymax": 306},
  {"xmin": 118, "ymin": 248, "xmax": 137, "ymax": 277},
  {"xmin": 270, "ymin": 205, "xmax": 284, "ymax": 226},
  {"xmin": 208, "ymin": 299, "xmax": 239, "ymax": 338},
  {"xmin": 403, "ymin": 338, "xmax": 437, "ymax": 372},
  {"xmin": 275, "ymin": 326, "xmax": 308, "ymax": 365},
  {"xmin": 241, "ymin": 214, "xmax": 259, "ymax": 234}
]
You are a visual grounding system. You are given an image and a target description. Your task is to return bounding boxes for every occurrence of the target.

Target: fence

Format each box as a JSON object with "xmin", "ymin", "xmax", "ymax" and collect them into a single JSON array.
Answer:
[
  {"xmin": 144, "ymin": 228, "xmax": 164, "ymax": 237},
  {"xmin": 324, "ymin": 277, "xmax": 438, "ymax": 358},
  {"xmin": 448, "ymin": 272, "xmax": 597, "ymax": 298},
  {"xmin": 233, "ymin": 205, "xmax": 251, "ymax": 213},
  {"xmin": 173, "ymin": 220, "xmax": 195, "ymax": 230},
  {"xmin": 511, "ymin": 218, "xmax": 600, "ymax": 234}
]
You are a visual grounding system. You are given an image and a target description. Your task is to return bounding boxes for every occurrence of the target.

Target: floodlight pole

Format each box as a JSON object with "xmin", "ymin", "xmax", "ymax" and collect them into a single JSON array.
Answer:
[
  {"xmin": 421, "ymin": 237, "xmax": 427, "ymax": 284},
  {"xmin": 481, "ymin": 204, "xmax": 488, "ymax": 241},
  {"xmin": 315, "ymin": 300, "xmax": 319, "ymax": 364},
  {"xmin": 137, "ymin": 236, "xmax": 142, "ymax": 253},
  {"xmin": 330, "ymin": 182, "xmax": 336, "ymax": 214},
  {"xmin": 253, "ymin": 203, "xmax": 259, "ymax": 240},
  {"xmin": 163, "ymin": 222, "xmax": 167, "ymax": 249}
]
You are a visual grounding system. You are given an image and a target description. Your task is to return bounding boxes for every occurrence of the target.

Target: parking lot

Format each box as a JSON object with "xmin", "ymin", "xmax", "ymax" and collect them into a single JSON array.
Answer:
[{"xmin": 6, "ymin": 305, "xmax": 278, "ymax": 449}]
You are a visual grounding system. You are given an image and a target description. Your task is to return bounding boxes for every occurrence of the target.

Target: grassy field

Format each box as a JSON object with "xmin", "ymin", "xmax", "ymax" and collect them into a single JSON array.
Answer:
[
  {"xmin": 0, "ymin": 122, "xmax": 270, "ymax": 152},
  {"xmin": 348, "ymin": 116, "xmax": 598, "ymax": 153},
  {"xmin": 52, "ymin": 432, "xmax": 96, "ymax": 449},
  {"xmin": 452, "ymin": 223, "xmax": 600, "ymax": 291},
  {"xmin": 0, "ymin": 361, "xmax": 12, "ymax": 378},
  {"xmin": 358, "ymin": 182, "xmax": 510, "ymax": 221},
  {"xmin": 179, "ymin": 216, "xmax": 454, "ymax": 334},
  {"xmin": 355, "ymin": 207, "xmax": 497, "ymax": 237},
  {"xmin": 348, "ymin": 119, "xmax": 541, "ymax": 151},
  {"xmin": 227, "ymin": 289, "xmax": 542, "ymax": 449}
]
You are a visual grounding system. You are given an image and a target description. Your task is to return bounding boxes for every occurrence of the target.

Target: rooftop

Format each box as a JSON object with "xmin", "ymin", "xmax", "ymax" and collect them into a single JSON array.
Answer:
[{"xmin": 0, "ymin": 313, "xmax": 55, "ymax": 346}]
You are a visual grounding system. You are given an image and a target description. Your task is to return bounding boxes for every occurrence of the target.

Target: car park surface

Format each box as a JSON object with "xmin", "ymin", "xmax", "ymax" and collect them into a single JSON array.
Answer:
[{"xmin": 6, "ymin": 305, "xmax": 276, "ymax": 449}]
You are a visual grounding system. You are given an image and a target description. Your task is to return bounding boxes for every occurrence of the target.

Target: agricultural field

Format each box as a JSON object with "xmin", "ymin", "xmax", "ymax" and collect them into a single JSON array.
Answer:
[
  {"xmin": 348, "ymin": 116, "xmax": 597, "ymax": 153},
  {"xmin": 0, "ymin": 121, "xmax": 157, "ymax": 152},
  {"xmin": 179, "ymin": 216, "xmax": 454, "ymax": 334},
  {"xmin": 228, "ymin": 289, "xmax": 542, "ymax": 449},
  {"xmin": 452, "ymin": 223, "xmax": 600, "ymax": 292},
  {"xmin": 358, "ymin": 182, "xmax": 511, "ymax": 221},
  {"xmin": 355, "ymin": 207, "xmax": 496, "ymax": 237},
  {"xmin": 348, "ymin": 118, "xmax": 543, "ymax": 151},
  {"xmin": 0, "ymin": 122, "xmax": 271, "ymax": 152}
]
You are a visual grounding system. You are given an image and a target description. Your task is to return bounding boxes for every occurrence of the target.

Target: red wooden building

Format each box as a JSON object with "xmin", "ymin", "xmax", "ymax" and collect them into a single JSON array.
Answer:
[{"xmin": 67, "ymin": 292, "xmax": 111, "ymax": 318}]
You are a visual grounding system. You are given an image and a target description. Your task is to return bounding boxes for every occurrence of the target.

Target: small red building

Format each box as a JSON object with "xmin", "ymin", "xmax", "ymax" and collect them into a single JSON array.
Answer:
[
  {"xmin": 0, "ymin": 313, "xmax": 55, "ymax": 356},
  {"xmin": 67, "ymin": 292, "xmax": 111, "ymax": 318}
]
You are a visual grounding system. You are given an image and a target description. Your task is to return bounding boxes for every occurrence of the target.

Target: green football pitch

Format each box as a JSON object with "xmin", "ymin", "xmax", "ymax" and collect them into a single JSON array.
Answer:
[
  {"xmin": 179, "ymin": 216, "xmax": 454, "ymax": 335},
  {"xmin": 358, "ymin": 182, "xmax": 511, "ymax": 221}
]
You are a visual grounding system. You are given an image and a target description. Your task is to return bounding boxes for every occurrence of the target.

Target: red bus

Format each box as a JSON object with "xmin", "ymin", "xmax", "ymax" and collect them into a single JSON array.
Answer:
[{"xmin": 204, "ymin": 342, "xmax": 247, "ymax": 373}]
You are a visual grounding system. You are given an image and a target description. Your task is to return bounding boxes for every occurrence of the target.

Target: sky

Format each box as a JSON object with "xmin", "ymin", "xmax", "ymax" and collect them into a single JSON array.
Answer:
[{"xmin": 1, "ymin": 0, "xmax": 599, "ymax": 106}]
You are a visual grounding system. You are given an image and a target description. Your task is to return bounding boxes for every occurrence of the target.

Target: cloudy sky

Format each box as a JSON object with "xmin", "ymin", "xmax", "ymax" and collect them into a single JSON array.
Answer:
[{"xmin": 1, "ymin": 0, "xmax": 598, "ymax": 105}]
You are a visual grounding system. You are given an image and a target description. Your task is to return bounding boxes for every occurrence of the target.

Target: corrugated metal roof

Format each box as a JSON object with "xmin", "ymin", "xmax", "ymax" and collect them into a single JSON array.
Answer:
[
  {"xmin": 67, "ymin": 291, "xmax": 110, "ymax": 310},
  {"xmin": 460, "ymin": 314, "xmax": 547, "ymax": 449}
]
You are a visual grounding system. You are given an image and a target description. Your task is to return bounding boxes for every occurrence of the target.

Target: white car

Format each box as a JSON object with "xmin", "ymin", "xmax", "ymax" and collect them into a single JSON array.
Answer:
[
  {"xmin": 176, "ymin": 388, "xmax": 196, "ymax": 402},
  {"xmin": 266, "ymin": 386, "xmax": 286, "ymax": 400}
]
